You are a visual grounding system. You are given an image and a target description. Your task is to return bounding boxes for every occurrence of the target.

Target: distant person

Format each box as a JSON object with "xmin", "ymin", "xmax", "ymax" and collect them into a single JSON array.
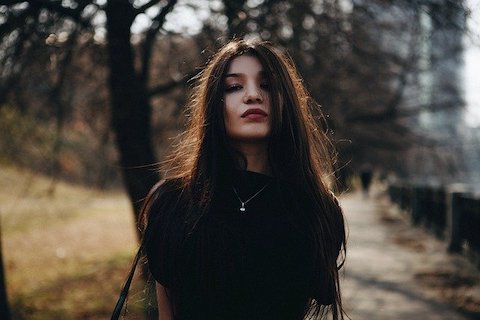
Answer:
[
  {"xmin": 359, "ymin": 166, "xmax": 373, "ymax": 197},
  {"xmin": 140, "ymin": 39, "xmax": 346, "ymax": 320}
]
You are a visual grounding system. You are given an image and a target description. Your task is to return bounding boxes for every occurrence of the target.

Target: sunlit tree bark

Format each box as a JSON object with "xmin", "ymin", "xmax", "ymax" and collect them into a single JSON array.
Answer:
[{"xmin": 0, "ymin": 221, "xmax": 10, "ymax": 320}]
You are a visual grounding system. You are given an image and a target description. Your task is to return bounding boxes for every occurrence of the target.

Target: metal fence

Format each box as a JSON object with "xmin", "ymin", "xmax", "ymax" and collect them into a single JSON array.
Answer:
[{"xmin": 387, "ymin": 183, "xmax": 480, "ymax": 267}]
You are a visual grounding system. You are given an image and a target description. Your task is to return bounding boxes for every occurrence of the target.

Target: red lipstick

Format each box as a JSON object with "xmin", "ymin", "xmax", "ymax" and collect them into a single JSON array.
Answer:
[{"xmin": 241, "ymin": 108, "xmax": 268, "ymax": 118}]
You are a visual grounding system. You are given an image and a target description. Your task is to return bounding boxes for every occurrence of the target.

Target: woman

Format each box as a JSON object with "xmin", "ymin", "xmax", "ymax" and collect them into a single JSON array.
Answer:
[{"xmin": 141, "ymin": 39, "xmax": 346, "ymax": 320}]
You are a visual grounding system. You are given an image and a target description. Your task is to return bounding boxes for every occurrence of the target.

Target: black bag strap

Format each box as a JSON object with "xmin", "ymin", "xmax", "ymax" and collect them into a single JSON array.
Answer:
[
  {"xmin": 111, "ymin": 180, "xmax": 167, "ymax": 319},
  {"xmin": 110, "ymin": 242, "xmax": 144, "ymax": 320}
]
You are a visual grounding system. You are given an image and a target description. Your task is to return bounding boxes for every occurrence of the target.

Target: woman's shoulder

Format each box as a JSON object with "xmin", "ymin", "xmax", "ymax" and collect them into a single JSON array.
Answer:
[{"xmin": 143, "ymin": 177, "xmax": 185, "ymax": 224}]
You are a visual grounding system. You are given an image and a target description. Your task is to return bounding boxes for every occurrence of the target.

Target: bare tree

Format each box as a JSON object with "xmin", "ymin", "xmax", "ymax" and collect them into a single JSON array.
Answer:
[
  {"xmin": 0, "ymin": 0, "xmax": 472, "ymax": 316},
  {"xmin": 0, "ymin": 220, "xmax": 9, "ymax": 320},
  {"xmin": 206, "ymin": 0, "xmax": 468, "ymax": 185},
  {"xmin": 0, "ymin": 0, "xmax": 182, "ymax": 224},
  {"xmin": 0, "ymin": 1, "xmax": 180, "ymax": 317}
]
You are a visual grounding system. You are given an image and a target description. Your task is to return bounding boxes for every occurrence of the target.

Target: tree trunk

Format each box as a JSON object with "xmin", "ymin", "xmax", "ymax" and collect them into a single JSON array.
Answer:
[
  {"xmin": 105, "ymin": 0, "xmax": 159, "ymax": 221},
  {"xmin": 0, "ymin": 221, "xmax": 10, "ymax": 320},
  {"xmin": 105, "ymin": 1, "xmax": 159, "ymax": 318}
]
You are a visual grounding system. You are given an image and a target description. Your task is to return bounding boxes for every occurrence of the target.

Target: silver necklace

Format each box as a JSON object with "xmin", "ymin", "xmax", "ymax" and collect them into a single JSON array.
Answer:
[{"xmin": 232, "ymin": 182, "xmax": 270, "ymax": 213}]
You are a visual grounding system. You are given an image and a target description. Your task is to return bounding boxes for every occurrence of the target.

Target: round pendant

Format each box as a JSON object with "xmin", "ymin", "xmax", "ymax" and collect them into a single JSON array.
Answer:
[{"xmin": 240, "ymin": 207, "xmax": 246, "ymax": 212}]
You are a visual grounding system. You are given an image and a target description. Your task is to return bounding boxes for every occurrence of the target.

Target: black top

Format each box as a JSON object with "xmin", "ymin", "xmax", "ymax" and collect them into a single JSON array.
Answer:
[{"xmin": 145, "ymin": 170, "xmax": 333, "ymax": 320}]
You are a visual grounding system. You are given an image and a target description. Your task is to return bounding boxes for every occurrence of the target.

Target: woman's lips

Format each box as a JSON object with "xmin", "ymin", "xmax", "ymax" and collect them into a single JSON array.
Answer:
[{"xmin": 241, "ymin": 108, "xmax": 268, "ymax": 119}]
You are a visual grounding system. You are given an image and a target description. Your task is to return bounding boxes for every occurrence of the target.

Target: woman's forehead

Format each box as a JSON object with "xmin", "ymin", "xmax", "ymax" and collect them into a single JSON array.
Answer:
[{"xmin": 227, "ymin": 55, "xmax": 264, "ymax": 74}]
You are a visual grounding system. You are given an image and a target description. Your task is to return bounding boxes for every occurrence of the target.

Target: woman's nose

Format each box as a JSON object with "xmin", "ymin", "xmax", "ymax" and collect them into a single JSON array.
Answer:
[{"xmin": 243, "ymin": 84, "xmax": 263, "ymax": 104}]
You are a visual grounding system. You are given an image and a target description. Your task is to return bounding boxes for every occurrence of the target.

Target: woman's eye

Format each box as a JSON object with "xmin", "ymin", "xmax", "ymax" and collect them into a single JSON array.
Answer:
[
  {"xmin": 260, "ymin": 82, "xmax": 270, "ymax": 90},
  {"xmin": 225, "ymin": 84, "xmax": 242, "ymax": 92}
]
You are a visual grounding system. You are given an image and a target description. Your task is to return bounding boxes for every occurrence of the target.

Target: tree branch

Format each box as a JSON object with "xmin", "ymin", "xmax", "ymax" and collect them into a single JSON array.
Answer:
[
  {"xmin": 27, "ymin": 0, "xmax": 92, "ymax": 27},
  {"xmin": 148, "ymin": 78, "xmax": 183, "ymax": 96},
  {"xmin": 148, "ymin": 68, "xmax": 199, "ymax": 97},
  {"xmin": 346, "ymin": 99, "xmax": 461, "ymax": 123},
  {"xmin": 139, "ymin": 0, "xmax": 177, "ymax": 83},
  {"xmin": 134, "ymin": 0, "xmax": 162, "ymax": 15},
  {"xmin": 30, "ymin": 0, "xmax": 83, "ymax": 19},
  {"xmin": 0, "ymin": 6, "xmax": 36, "ymax": 39},
  {"xmin": 1, "ymin": 0, "xmax": 28, "ymax": 5}
]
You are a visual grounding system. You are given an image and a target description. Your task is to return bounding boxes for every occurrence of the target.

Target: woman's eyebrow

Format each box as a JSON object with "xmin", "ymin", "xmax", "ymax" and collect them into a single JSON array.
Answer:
[
  {"xmin": 225, "ymin": 73, "xmax": 243, "ymax": 79},
  {"xmin": 225, "ymin": 71, "xmax": 266, "ymax": 79}
]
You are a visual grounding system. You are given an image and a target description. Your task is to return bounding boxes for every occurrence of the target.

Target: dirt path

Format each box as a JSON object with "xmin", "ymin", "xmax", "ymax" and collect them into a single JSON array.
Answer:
[{"xmin": 340, "ymin": 190, "xmax": 480, "ymax": 320}]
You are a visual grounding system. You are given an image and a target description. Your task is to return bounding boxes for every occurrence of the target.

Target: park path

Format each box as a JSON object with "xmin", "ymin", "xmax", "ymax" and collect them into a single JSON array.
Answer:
[{"xmin": 340, "ymin": 190, "xmax": 480, "ymax": 320}]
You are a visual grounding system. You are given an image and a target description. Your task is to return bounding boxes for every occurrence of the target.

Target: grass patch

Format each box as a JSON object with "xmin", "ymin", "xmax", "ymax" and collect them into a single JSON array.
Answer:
[
  {"xmin": 0, "ymin": 165, "xmax": 147, "ymax": 319},
  {"xmin": 10, "ymin": 252, "xmax": 148, "ymax": 320}
]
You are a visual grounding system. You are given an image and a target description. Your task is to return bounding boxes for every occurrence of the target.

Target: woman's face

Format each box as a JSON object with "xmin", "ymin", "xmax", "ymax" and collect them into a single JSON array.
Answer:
[{"xmin": 223, "ymin": 55, "xmax": 271, "ymax": 144}]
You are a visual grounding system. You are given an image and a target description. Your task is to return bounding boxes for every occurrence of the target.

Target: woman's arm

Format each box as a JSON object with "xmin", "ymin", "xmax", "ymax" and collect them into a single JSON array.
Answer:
[{"xmin": 156, "ymin": 281, "xmax": 173, "ymax": 320}]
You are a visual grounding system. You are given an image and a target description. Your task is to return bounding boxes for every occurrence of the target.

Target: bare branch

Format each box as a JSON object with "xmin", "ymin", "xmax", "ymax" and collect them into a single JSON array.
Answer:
[
  {"xmin": 148, "ymin": 67, "xmax": 199, "ymax": 96},
  {"xmin": 139, "ymin": 0, "xmax": 177, "ymax": 83},
  {"xmin": 148, "ymin": 79, "xmax": 183, "ymax": 96},
  {"xmin": 134, "ymin": 0, "xmax": 162, "ymax": 15},
  {"xmin": 30, "ymin": 0, "xmax": 84, "ymax": 19},
  {"xmin": 149, "ymin": 73, "xmax": 194, "ymax": 97},
  {"xmin": 1, "ymin": 0, "xmax": 28, "ymax": 5},
  {"xmin": 346, "ymin": 99, "xmax": 462, "ymax": 123},
  {"xmin": 22, "ymin": 0, "xmax": 93, "ymax": 27},
  {"xmin": 0, "ymin": 5, "xmax": 36, "ymax": 39}
]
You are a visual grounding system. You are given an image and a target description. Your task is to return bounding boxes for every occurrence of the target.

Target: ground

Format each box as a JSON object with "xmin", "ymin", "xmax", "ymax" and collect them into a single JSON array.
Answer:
[
  {"xmin": 341, "ymin": 189, "xmax": 480, "ymax": 320},
  {"xmin": 1, "ymin": 165, "xmax": 480, "ymax": 319}
]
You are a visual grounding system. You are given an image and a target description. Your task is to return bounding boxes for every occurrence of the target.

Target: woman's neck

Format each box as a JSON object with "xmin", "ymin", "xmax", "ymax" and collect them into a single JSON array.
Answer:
[{"xmin": 233, "ymin": 142, "xmax": 271, "ymax": 175}]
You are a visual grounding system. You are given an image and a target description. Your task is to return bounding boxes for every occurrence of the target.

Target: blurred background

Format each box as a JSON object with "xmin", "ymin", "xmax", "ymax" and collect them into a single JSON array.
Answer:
[{"xmin": 0, "ymin": 0, "xmax": 479, "ymax": 319}]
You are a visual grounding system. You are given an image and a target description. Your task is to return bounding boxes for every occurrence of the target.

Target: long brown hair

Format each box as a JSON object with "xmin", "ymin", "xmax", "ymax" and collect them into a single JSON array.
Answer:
[{"xmin": 149, "ymin": 39, "xmax": 346, "ymax": 319}]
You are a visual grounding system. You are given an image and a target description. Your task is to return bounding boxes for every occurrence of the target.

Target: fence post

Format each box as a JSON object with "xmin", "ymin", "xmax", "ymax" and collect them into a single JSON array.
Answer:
[
  {"xmin": 411, "ymin": 186, "xmax": 426, "ymax": 225},
  {"xmin": 446, "ymin": 184, "xmax": 468, "ymax": 253}
]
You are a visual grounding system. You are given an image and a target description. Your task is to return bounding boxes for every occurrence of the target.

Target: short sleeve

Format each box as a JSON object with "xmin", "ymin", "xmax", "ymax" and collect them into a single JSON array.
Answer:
[{"xmin": 143, "ymin": 179, "xmax": 181, "ymax": 287}]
